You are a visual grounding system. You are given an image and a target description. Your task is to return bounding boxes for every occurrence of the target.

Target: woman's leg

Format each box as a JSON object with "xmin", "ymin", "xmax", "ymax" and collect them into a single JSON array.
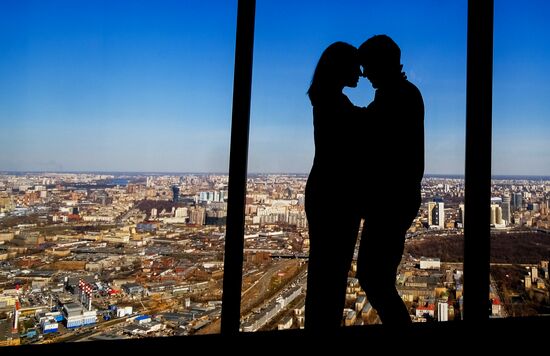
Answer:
[{"xmin": 305, "ymin": 211, "xmax": 360, "ymax": 332}]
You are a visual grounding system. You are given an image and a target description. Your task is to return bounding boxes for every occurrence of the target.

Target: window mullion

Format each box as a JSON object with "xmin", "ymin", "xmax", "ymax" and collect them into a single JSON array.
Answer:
[
  {"xmin": 221, "ymin": 0, "xmax": 256, "ymax": 336},
  {"xmin": 464, "ymin": 0, "xmax": 494, "ymax": 323}
]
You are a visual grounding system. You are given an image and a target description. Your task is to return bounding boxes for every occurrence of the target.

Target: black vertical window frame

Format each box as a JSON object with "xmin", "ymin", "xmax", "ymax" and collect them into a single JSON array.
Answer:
[
  {"xmin": 464, "ymin": 0, "xmax": 493, "ymax": 322},
  {"xmin": 221, "ymin": 0, "xmax": 256, "ymax": 336}
]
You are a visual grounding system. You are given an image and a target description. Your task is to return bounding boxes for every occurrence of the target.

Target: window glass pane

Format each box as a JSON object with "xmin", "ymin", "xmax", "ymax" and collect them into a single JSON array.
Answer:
[
  {"xmin": 242, "ymin": 0, "xmax": 467, "ymax": 331},
  {"xmin": 0, "ymin": 0, "xmax": 236, "ymax": 344},
  {"xmin": 491, "ymin": 0, "xmax": 550, "ymax": 318}
]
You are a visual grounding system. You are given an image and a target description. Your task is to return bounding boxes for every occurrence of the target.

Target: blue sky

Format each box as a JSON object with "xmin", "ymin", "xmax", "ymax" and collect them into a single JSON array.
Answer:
[
  {"xmin": 493, "ymin": 0, "xmax": 550, "ymax": 176},
  {"xmin": 0, "ymin": 1, "xmax": 548, "ymax": 175}
]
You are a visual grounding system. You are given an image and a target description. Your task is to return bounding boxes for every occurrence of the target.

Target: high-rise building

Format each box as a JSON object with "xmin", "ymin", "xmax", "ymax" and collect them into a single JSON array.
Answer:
[
  {"xmin": 531, "ymin": 266, "xmax": 538, "ymax": 282},
  {"xmin": 189, "ymin": 207, "xmax": 206, "ymax": 225},
  {"xmin": 490, "ymin": 204, "xmax": 503, "ymax": 225},
  {"xmin": 175, "ymin": 207, "xmax": 188, "ymax": 218},
  {"xmin": 502, "ymin": 195, "xmax": 511, "ymax": 225},
  {"xmin": 429, "ymin": 201, "xmax": 445, "ymax": 229},
  {"xmin": 458, "ymin": 203, "xmax": 465, "ymax": 226},
  {"xmin": 428, "ymin": 202, "xmax": 436, "ymax": 226},
  {"xmin": 172, "ymin": 186, "xmax": 180, "ymax": 203},
  {"xmin": 541, "ymin": 200, "xmax": 549, "ymax": 215},
  {"xmin": 512, "ymin": 192, "xmax": 523, "ymax": 210},
  {"xmin": 199, "ymin": 191, "xmax": 214, "ymax": 202},
  {"xmin": 437, "ymin": 302, "xmax": 448, "ymax": 322},
  {"xmin": 199, "ymin": 191, "xmax": 225, "ymax": 203}
]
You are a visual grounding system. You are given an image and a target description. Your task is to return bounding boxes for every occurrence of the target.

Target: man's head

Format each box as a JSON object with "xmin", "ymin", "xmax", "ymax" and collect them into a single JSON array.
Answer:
[{"xmin": 358, "ymin": 35, "xmax": 403, "ymax": 88}]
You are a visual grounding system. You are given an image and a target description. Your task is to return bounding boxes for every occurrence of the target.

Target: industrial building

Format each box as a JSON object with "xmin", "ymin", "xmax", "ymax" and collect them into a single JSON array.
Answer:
[{"xmin": 62, "ymin": 303, "xmax": 97, "ymax": 329}]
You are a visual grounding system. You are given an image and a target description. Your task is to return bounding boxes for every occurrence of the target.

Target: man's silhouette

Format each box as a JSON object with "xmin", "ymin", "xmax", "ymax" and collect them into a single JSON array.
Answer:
[{"xmin": 356, "ymin": 35, "xmax": 424, "ymax": 325}]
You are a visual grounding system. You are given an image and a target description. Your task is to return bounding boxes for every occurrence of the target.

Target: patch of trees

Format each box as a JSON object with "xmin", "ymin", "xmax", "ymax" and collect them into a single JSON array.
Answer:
[{"xmin": 405, "ymin": 232, "xmax": 550, "ymax": 264}]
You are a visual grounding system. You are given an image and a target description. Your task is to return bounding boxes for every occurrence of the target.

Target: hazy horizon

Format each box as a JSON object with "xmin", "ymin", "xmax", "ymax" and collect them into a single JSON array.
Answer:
[{"xmin": 3, "ymin": 170, "xmax": 550, "ymax": 180}]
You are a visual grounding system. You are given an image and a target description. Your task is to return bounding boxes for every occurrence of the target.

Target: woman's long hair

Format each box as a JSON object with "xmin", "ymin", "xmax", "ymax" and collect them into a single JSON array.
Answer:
[{"xmin": 307, "ymin": 41, "xmax": 358, "ymax": 105}]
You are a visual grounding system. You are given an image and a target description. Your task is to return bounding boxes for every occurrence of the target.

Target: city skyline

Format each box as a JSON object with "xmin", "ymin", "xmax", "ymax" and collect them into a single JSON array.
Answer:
[
  {"xmin": 3, "ymin": 170, "xmax": 550, "ymax": 181},
  {"xmin": 1, "ymin": 171, "xmax": 548, "ymax": 343},
  {"xmin": 1, "ymin": 1, "xmax": 549, "ymax": 175}
]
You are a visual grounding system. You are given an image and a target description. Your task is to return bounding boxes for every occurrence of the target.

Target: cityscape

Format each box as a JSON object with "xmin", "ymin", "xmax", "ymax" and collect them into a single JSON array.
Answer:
[
  {"xmin": 0, "ymin": 172, "xmax": 549, "ymax": 346},
  {"xmin": 1, "ymin": 0, "xmax": 549, "ymax": 350}
]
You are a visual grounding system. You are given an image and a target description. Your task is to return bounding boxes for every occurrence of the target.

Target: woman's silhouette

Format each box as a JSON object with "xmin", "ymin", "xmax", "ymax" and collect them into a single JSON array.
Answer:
[{"xmin": 304, "ymin": 42, "xmax": 364, "ymax": 332}]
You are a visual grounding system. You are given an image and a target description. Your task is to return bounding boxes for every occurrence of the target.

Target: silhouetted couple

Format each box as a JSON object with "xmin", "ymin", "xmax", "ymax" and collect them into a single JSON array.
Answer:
[{"xmin": 305, "ymin": 35, "xmax": 424, "ymax": 331}]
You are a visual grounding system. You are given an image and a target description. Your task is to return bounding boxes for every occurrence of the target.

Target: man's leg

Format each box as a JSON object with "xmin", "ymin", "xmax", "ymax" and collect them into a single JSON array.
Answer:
[{"xmin": 356, "ymin": 219, "xmax": 411, "ymax": 325}]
